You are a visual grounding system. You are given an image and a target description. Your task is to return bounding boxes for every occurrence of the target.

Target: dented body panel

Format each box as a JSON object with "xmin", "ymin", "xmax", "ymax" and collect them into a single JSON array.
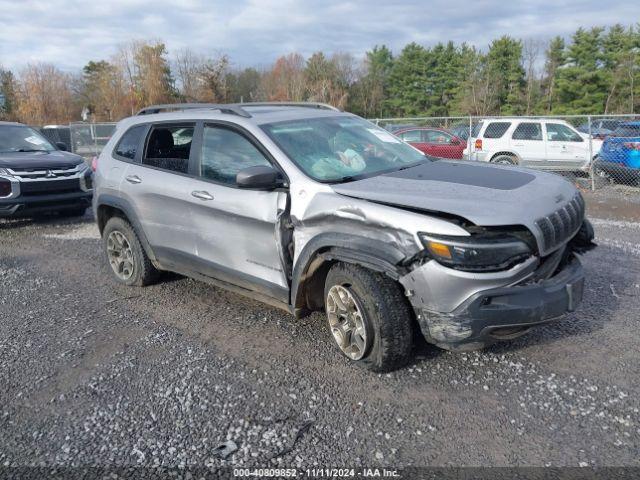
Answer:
[
  {"xmin": 95, "ymin": 105, "xmax": 592, "ymax": 352},
  {"xmin": 332, "ymin": 160, "xmax": 580, "ymax": 256}
]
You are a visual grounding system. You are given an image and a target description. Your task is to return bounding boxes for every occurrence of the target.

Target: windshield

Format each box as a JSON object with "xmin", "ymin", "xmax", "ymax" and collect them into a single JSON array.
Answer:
[
  {"xmin": 262, "ymin": 116, "xmax": 428, "ymax": 182},
  {"xmin": 0, "ymin": 125, "xmax": 56, "ymax": 153},
  {"xmin": 612, "ymin": 125, "xmax": 640, "ymax": 137}
]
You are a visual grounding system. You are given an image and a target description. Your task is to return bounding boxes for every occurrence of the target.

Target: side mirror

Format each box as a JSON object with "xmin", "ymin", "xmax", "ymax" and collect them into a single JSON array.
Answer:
[
  {"xmin": 236, "ymin": 165, "xmax": 281, "ymax": 190},
  {"xmin": 56, "ymin": 142, "xmax": 68, "ymax": 151},
  {"xmin": 450, "ymin": 138, "xmax": 461, "ymax": 145}
]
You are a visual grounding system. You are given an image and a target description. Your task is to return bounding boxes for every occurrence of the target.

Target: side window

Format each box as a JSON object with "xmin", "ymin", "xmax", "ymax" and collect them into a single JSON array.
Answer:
[
  {"xmin": 424, "ymin": 130, "xmax": 453, "ymax": 144},
  {"xmin": 483, "ymin": 122, "xmax": 511, "ymax": 139},
  {"xmin": 143, "ymin": 124, "xmax": 194, "ymax": 174},
  {"xmin": 200, "ymin": 126, "xmax": 272, "ymax": 185},
  {"xmin": 512, "ymin": 122, "xmax": 542, "ymax": 141},
  {"xmin": 399, "ymin": 130, "xmax": 422, "ymax": 142},
  {"xmin": 546, "ymin": 123, "xmax": 583, "ymax": 142},
  {"xmin": 114, "ymin": 125, "xmax": 146, "ymax": 160}
]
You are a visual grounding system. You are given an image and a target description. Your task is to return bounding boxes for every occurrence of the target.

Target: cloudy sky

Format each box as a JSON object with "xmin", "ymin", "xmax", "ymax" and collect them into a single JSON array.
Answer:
[{"xmin": 0, "ymin": 0, "xmax": 636, "ymax": 72}]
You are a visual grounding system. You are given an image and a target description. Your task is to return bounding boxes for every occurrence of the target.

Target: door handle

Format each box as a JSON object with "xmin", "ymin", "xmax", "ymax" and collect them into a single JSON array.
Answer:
[
  {"xmin": 125, "ymin": 175, "xmax": 141, "ymax": 184},
  {"xmin": 191, "ymin": 190, "xmax": 214, "ymax": 201}
]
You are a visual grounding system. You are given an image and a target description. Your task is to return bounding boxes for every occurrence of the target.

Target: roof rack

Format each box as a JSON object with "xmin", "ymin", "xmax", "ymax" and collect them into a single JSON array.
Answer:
[
  {"xmin": 136, "ymin": 103, "xmax": 251, "ymax": 117},
  {"xmin": 237, "ymin": 102, "xmax": 340, "ymax": 112},
  {"xmin": 135, "ymin": 101, "xmax": 341, "ymax": 117}
]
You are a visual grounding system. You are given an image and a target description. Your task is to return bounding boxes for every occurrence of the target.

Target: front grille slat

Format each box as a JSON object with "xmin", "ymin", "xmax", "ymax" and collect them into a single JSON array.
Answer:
[
  {"xmin": 535, "ymin": 193, "xmax": 585, "ymax": 254},
  {"xmin": 20, "ymin": 178, "xmax": 81, "ymax": 196}
]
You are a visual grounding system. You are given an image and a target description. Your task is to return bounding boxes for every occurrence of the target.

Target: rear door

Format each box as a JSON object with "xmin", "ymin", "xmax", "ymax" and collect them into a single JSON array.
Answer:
[
  {"xmin": 545, "ymin": 122, "xmax": 589, "ymax": 170},
  {"xmin": 187, "ymin": 123, "xmax": 289, "ymax": 301},
  {"xmin": 510, "ymin": 122, "xmax": 546, "ymax": 166},
  {"xmin": 473, "ymin": 121, "xmax": 511, "ymax": 161},
  {"xmin": 118, "ymin": 122, "xmax": 200, "ymax": 262}
]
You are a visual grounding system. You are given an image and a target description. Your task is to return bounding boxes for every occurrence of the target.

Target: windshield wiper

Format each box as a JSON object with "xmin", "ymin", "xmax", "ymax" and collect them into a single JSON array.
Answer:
[
  {"xmin": 333, "ymin": 175, "xmax": 358, "ymax": 184},
  {"xmin": 17, "ymin": 148, "xmax": 48, "ymax": 153}
]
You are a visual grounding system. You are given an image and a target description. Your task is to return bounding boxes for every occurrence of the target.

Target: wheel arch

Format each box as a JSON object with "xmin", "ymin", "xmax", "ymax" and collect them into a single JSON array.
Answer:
[
  {"xmin": 490, "ymin": 151, "xmax": 521, "ymax": 163},
  {"xmin": 96, "ymin": 194, "xmax": 158, "ymax": 264},
  {"xmin": 291, "ymin": 233, "xmax": 407, "ymax": 318}
]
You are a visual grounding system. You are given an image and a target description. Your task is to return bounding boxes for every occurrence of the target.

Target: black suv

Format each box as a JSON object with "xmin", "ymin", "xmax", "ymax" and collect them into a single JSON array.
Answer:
[{"xmin": 0, "ymin": 122, "xmax": 93, "ymax": 218}]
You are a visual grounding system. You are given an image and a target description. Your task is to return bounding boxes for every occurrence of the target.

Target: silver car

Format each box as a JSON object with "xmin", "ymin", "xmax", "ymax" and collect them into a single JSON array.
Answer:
[{"xmin": 93, "ymin": 103, "xmax": 595, "ymax": 371}]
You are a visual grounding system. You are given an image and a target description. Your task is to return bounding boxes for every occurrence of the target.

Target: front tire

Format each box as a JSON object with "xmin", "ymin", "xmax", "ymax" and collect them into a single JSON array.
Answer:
[
  {"xmin": 324, "ymin": 263, "xmax": 413, "ymax": 372},
  {"xmin": 102, "ymin": 216, "xmax": 158, "ymax": 287}
]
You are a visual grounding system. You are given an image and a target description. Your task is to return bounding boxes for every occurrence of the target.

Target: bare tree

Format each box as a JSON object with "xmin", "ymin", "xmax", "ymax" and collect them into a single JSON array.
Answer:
[
  {"xmin": 523, "ymin": 39, "xmax": 542, "ymax": 115},
  {"xmin": 259, "ymin": 53, "xmax": 306, "ymax": 101},
  {"xmin": 173, "ymin": 48, "xmax": 230, "ymax": 102},
  {"xmin": 15, "ymin": 63, "xmax": 77, "ymax": 124}
]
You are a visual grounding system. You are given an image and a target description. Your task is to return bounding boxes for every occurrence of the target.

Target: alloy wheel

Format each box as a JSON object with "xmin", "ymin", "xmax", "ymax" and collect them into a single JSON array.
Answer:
[
  {"xmin": 326, "ymin": 285, "xmax": 371, "ymax": 360},
  {"xmin": 106, "ymin": 230, "xmax": 135, "ymax": 281}
]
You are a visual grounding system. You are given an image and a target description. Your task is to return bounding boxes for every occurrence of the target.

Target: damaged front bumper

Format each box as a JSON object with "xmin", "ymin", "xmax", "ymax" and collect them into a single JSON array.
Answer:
[{"xmin": 404, "ymin": 254, "xmax": 585, "ymax": 351}]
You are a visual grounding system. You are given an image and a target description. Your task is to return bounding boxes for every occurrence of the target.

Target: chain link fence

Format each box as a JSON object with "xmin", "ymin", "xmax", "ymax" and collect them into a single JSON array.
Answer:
[
  {"xmin": 371, "ymin": 114, "xmax": 640, "ymax": 197},
  {"xmin": 69, "ymin": 122, "xmax": 116, "ymax": 158},
  {"xmin": 38, "ymin": 122, "xmax": 116, "ymax": 159},
  {"xmin": 35, "ymin": 116, "xmax": 640, "ymax": 198}
]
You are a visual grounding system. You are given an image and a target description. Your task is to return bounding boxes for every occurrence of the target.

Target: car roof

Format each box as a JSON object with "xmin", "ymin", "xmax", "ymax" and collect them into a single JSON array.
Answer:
[
  {"xmin": 116, "ymin": 104, "xmax": 353, "ymax": 130},
  {"xmin": 394, "ymin": 126, "xmax": 449, "ymax": 133},
  {"xmin": 0, "ymin": 121, "xmax": 25, "ymax": 127}
]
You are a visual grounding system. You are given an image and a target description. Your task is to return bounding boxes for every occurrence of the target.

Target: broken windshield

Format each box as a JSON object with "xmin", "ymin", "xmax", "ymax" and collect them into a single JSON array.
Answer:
[{"xmin": 262, "ymin": 116, "xmax": 429, "ymax": 183}]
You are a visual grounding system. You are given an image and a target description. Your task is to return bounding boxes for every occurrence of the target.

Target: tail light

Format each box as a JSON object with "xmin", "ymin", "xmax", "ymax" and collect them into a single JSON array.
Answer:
[
  {"xmin": 623, "ymin": 142, "xmax": 640, "ymax": 151},
  {"xmin": 91, "ymin": 156, "xmax": 98, "ymax": 172},
  {"xmin": 474, "ymin": 139, "xmax": 483, "ymax": 150}
]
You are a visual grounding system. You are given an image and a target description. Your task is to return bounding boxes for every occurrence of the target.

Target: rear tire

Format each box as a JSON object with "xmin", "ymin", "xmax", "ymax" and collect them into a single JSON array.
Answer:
[
  {"xmin": 102, "ymin": 216, "xmax": 158, "ymax": 287},
  {"xmin": 324, "ymin": 263, "xmax": 414, "ymax": 372},
  {"xmin": 490, "ymin": 154, "xmax": 517, "ymax": 165}
]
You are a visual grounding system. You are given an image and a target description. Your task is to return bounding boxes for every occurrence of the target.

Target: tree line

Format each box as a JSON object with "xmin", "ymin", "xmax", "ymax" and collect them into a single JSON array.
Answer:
[{"xmin": 0, "ymin": 24, "xmax": 638, "ymax": 125}]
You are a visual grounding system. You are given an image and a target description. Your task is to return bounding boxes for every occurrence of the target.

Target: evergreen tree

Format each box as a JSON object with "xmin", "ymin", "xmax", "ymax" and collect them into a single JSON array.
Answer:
[
  {"xmin": 486, "ymin": 36, "xmax": 526, "ymax": 114},
  {"xmin": 348, "ymin": 45, "xmax": 393, "ymax": 117},
  {"xmin": 0, "ymin": 67, "xmax": 17, "ymax": 120},
  {"xmin": 540, "ymin": 36, "xmax": 565, "ymax": 113},
  {"xmin": 386, "ymin": 43, "xmax": 430, "ymax": 115},
  {"xmin": 554, "ymin": 27, "xmax": 608, "ymax": 113}
]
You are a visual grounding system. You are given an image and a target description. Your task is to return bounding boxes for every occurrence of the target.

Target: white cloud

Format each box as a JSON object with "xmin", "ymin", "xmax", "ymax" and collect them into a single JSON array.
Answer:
[{"xmin": 0, "ymin": 0, "xmax": 635, "ymax": 72}]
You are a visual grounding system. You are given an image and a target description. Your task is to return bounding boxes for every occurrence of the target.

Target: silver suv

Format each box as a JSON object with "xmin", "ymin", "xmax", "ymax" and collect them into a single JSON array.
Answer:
[{"xmin": 94, "ymin": 103, "xmax": 595, "ymax": 371}]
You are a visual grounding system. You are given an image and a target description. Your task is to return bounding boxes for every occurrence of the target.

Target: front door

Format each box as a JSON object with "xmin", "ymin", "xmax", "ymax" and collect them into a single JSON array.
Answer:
[
  {"xmin": 545, "ymin": 122, "xmax": 589, "ymax": 170},
  {"xmin": 188, "ymin": 123, "xmax": 289, "ymax": 301}
]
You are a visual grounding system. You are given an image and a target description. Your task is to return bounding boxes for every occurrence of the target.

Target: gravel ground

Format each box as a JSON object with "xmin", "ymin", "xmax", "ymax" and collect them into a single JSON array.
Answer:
[{"xmin": 0, "ymin": 199, "xmax": 639, "ymax": 473}]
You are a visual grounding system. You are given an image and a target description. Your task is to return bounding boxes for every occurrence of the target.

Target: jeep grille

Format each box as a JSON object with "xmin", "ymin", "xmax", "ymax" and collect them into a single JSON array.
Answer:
[{"xmin": 535, "ymin": 193, "xmax": 585, "ymax": 253}]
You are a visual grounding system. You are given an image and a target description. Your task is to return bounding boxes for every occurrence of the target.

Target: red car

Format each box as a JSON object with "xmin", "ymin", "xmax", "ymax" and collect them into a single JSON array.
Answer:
[{"xmin": 394, "ymin": 127, "xmax": 465, "ymax": 159}]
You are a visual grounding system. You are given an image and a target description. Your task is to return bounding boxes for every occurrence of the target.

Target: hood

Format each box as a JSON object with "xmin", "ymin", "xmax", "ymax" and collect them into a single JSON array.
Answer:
[
  {"xmin": 332, "ymin": 160, "xmax": 580, "ymax": 252},
  {"xmin": 0, "ymin": 150, "xmax": 84, "ymax": 170}
]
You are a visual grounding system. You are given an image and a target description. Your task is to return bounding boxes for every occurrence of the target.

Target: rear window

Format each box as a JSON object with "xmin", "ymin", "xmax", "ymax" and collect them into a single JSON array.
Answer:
[
  {"xmin": 512, "ymin": 122, "xmax": 542, "ymax": 141},
  {"xmin": 600, "ymin": 120, "xmax": 620, "ymax": 131},
  {"xmin": 398, "ymin": 130, "xmax": 422, "ymax": 142},
  {"xmin": 114, "ymin": 125, "xmax": 146, "ymax": 160},
  {"xmin": 483, "ymin": 122, "xmax": 511, "ymax": 139},
  {"xmin": 612, "ymin": 125, "xmax": 640, "ymax": 137},
  {"xmin": 143, "ymin": 124, "xmax": 194, "ymax": 174}
]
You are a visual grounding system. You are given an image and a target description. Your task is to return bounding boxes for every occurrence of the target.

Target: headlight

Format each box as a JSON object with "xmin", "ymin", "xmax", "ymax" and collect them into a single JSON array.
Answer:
[{"xmin": 418, "ymin": 233, "xmax": 532, "ymax": 272}]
